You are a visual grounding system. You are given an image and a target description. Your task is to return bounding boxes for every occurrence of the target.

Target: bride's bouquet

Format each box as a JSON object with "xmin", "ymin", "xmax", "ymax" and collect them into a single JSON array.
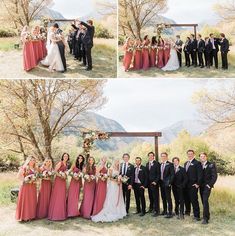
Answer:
[
  {"xmin": 84, "ymin": 174, "xmax": 96, "ymax": 182},
  {"xmin": 24, "ymin": 173, "xmax": 38, "ymax": 184},
  {"xmin": 57, "ymin": 171, "xmax": 67, "ymax": 179},
  {"xmin": 121, "ymin": 175, "xmax": 129, "ymax": 184},
  {"xmin": 98, "ymin": 173, "xmax": 108, "ymax": 182}
]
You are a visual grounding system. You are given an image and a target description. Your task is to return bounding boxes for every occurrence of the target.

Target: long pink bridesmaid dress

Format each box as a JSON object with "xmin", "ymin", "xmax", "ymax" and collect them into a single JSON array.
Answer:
[
  {"xmin": 164, "ymin": 43, "xmax": 171, "ymax": 66},
  {"xmin": 142, "ymin": 40, "xmax": 150, "ymax": 70},
  {"xmin": 92, "ymin": 166, "xmax": 108, "ymax": 216},
  {"xmin": 123, "ymin": 43, "xmax": 133, "ymax": 72},
  {"xmin": 157, "ymin": 41, "xmax": 165, "ymax": 68},
  {"xmin": 15, "ymin": 168, "xmax": 37, "ymax": 221},
  {"xmin": 67, "ymin": 167, "xmax": 82, "ymax": 218},
  {"xmin": 80, "ymin": 167, "xmax": 96, "ymax": 219},
  {"xmin": 36, "ymin": 167, "xmax": 53, "ymax": 219},
  {"xmin": 48, "ymin": 162, "xmax": 67, "ymax": 221}
]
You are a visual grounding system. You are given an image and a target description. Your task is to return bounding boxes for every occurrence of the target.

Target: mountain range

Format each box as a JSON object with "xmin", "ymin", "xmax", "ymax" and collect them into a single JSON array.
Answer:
[{"xmin": 62, "ymin": 112, "xmax": 210, "ymax": 151}]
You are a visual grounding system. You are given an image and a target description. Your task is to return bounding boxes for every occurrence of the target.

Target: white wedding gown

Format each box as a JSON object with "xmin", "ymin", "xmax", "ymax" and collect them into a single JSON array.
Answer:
[
  {"xmin": 162, "ymin": 48, "xmax": 179, "ymax": 71},
  {"xmin": 91, "ymin": 170, "xmax": 127, "ymax": 222},
  {"xmin": 41, "ymin": 30, "xmax": 64, "ymax": 72}
]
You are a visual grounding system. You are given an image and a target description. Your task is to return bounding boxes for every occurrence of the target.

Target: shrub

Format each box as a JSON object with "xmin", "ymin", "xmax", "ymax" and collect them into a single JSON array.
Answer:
[
  {"xmin": 0, "ymin": 154, "xmax": 20, "ymax": 172},
  {"xmin": 95, "ymin": 23, "xmax": 114, "ymax": 39},
  {"xmin": 0, "ymin": 29, "xmax": 17, "ymax": 38}
]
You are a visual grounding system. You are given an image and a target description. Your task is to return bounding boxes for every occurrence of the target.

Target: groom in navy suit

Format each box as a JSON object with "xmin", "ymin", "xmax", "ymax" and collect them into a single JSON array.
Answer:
[
  {"xmin": 53, "ymin": 23, "xmax": 67, "ymax": 72},
  {"xmin": 120, "ymin": 153, "xmax": 134, "ymax": 214}
]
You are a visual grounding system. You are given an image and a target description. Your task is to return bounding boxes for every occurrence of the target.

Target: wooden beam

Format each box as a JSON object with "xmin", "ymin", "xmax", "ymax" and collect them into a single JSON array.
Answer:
[
  {"xmin": 49, "ymin": 19, "xmax": 75, "ymax": 22},
  {"xmin": 108, "ymin": 132, "xmax": 162, "ymax": 137}
]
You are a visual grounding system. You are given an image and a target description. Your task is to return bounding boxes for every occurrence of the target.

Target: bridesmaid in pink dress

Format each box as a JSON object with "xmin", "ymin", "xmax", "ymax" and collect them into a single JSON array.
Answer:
[
  {"xmin": 16, "ymin": 156, "xmax": 38, "ymax": 221},
  {"xmin": 36, "ymin": 158, "xmax": 53, "ymax": 219},
  {"xmin": 164, "ymin": 39, "xmax": 171, "ymax": 66},
  {"xmin": 92, "ymin": 157, "xmax": 108, "ymax": 216},
  {"xmin": 80, "ymin": 157, "xmax": 96, "ymax": 219},
  {"xmin": 21, "ymin": 26, "xmax": 37, "ymax": 71},
  {"xmin": 48, "ymin": 153, "xmax": 69, "ymax": 221},
  {"xmin": 123, "ymin": 37, "xmax": 134, "ymax": 72},
  {"xmin": 157, "ymin": 36, "xmax": 165, "ymax": 68},
  {"xmin": 133, "ymin": 39, "xmax": 143, "ymax": 70},
  {"xmin": 67, "ymin": 154, "xmax": 85, "ymax": 218},
  {"xmin": 150, "ymin": 36, "xmax": 158, "ymax": 67},
  {"xmin": 142, "ymin": 35, "xmax": 150, "ymax": 70}
]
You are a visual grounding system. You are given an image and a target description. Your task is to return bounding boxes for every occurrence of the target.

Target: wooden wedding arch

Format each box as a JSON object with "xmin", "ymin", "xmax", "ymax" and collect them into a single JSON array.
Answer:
[
  {"xmin": 82, "ymin": 131, "xmax": 162, "ymax": 161},
  {"xmin": 156, "ymin": 23, "xmax": 198, "ymax": 36}
]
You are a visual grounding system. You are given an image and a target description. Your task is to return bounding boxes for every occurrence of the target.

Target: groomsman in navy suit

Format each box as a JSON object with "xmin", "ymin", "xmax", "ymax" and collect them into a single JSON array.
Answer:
[
  {"xmin": 184, "ymin": 150, "xmax": 203, "ymax": 221},
  {"xmin": 146, "ymin": 152, "xmax": 161, "ymax": 217},
  {"xmin": 119, "ymin": 153, "xmax": 134, "ymax": 215},
  {"xmin": 199, "ymin": 152, "xmax": 218, "ymax": 224},
  {"xmin": 219, "ymin": 33, "xmax": 230, "ymax": 70},
  {"xmin": 159, "ymin": 152, "xmax": 175, "ymax": 218},
  {"xmin": 133, "ymin": 157, "xmax": 148, "ymax": 216},
  {"xmin": 209, "ymin": 33, "xmax": 219, "ymax": 69},
  {"xmin": 172, "ymin": 157, "xmax": 188, "ymax": 219}
]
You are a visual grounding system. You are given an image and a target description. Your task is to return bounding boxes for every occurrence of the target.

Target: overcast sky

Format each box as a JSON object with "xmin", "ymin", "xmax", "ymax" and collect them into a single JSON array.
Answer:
[
  {"xmin": 162, "ymin": 0, "xmax": 220, "ymax": 24},
  {"xmin": 96, "ymin": 79, "xmax": 234, "ymax": 131},
  {"xmin": 51, "ymin": 0, "xmax": 95, "ymax": 18}
]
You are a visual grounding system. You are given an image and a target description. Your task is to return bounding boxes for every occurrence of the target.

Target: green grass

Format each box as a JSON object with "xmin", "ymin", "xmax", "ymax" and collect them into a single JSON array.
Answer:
[
  {"xmin": 0, "ymin": 37, "xmax": 20, "ymax": 51},
  {"xmin": 118, "ymin": 48, "xmax": 235, "ymax": 78}
]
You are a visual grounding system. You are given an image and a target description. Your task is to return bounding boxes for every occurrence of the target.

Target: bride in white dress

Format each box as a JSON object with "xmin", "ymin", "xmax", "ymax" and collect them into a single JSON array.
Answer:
[
  {"xmin": 91, "ymin": 159, "xmax": 127, "ymax": 222},
  {"xmin": 41, "ymin": 26, "xmax": 64, "ymax": 72},
  {"xmin": 162, "ymin": 40, "xmax": 180, "ymax": 71}
]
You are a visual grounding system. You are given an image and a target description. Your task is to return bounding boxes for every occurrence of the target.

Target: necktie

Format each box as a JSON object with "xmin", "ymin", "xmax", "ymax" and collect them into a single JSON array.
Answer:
[
  {"xmin": 161, "ymin": 163, "xmax": 165, "ymax": 180},
  {"xmin": 186, "ymin": 161, "xmax": 190, "ymax": 172},
  {"xmin": 124, "ymin": 163, "xmax": 127, "ymax": 175},
  {"xmin": 149, "ymin": 162, "xmax": 151, "ymax": 170},
  {"xmin": 135, "ymin": 167, "xmax": 139, "ymax": 183}
]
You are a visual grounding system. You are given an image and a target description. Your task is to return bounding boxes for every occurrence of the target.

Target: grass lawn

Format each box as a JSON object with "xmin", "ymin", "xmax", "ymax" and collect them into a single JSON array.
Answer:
[
  {"xmin": 0, "ymin": 172, "xmax": 235, "ymax": 236},
  {"xmin": 0, "ymin": 38, "xmax": 117, "ymax": 78},
  {"xmin": 118, "ymin": 47, "xmax": 235, "ymax": 78}
]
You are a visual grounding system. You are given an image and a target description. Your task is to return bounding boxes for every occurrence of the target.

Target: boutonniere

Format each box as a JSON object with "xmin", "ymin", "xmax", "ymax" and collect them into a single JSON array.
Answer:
[
  {"xmin": 190, "ymin": 163, "xmax": 194, "ymax": 166},
  {"xmin": 139, "ymin": 169, "xmax": 142, "ymax": 171},
  {"xmin": 165, "ymin": 163, "xmax": 169, "ymax": 166}
]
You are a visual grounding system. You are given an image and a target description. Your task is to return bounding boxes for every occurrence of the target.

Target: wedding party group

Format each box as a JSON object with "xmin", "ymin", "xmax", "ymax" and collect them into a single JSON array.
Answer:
[
  {"xmin": 15, "ymin": 149, "xmax": 217, "ymax": 225},
  {"xmin": 21, "ymin": 19, "xmax": 95, "ymax": 73},
  {"xmin": 122, "ymin": 33, "xmax": 230, "ymax": 72}
]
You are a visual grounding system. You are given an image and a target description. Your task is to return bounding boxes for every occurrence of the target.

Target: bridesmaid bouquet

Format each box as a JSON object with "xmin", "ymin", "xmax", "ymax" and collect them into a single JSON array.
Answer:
[
  {"xmin": 121, "ymin": 175, "xmax": 129, "ymax": 184},
  {"xmin": 135, "ymin": 45, "xmax": 142, "ymax": 51},
  {"xmin": 67, "ymin": 170, "xmax": 83, "ymax": 180},
  {"xmin": 127, "ymin": 47, "xmax": 134, "ymax": 52},
  {"xmin": 40, "ymin": 170, "xmax": 55, "ymax": 179},
  {"xmin": 98, "ymin": 173, "xmax": 108, "ymax": 182},
  {"xmin": 158, "ymin": 46, "xmax": 164, "ymax": 50},
  {"xmin": 24, "ymin": 173, "xmax": 37, "ymax": 184},
  {"xmin": 144, "ymin": 45, "xmax": 150, "ymax": 49},
  {"xmin": 57, "ymin": 171, "xmax": 67, "ymax": 179},
  {"xmin": 84, "ymin": 174, "xmax": 96, "ymax": 182}
]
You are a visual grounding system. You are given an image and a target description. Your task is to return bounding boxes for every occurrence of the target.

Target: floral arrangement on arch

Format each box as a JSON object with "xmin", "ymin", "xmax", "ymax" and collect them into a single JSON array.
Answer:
[
  {"xmin": 156, "ymin": 23, "xmax": 171, "ymax": 36},
  {"xmin": 82, "ymin": 130, "xmax": 110, "ymax": 155}
]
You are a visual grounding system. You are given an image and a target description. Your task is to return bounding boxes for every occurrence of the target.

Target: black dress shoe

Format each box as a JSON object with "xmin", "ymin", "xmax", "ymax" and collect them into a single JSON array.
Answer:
[
  {"xmin": 165, "ymin": 214, "xmax": 173, "ymax": 218},
  {"xmin": 202, "ymin": 219, "xmax": 208, "ymax": 224},
  {"xmin": 134, "ymin": 211, "xmax": 141, "ymax": 214},
  {"xmin": 194, "ymin": 217, "xmax": 201, "ymax": 221},
  {"xmin": 177, "ymin": 214, "xmax": 184, "ymax": 220},
  {"xmin": 139, "ymin": 212, "xmax": 145, "ymax": 217},
  {"xmin": 184, "ymin": 212, "xmax": 190, "ymax": 216},
  {"xmin": 152, "ymin": 212, "xmax": 159, "ymax": 217},
  {"xmin": 160, "ymin": 211, "xmax": 167, "ymax": 216},
  {"xmin": 85, "ymin": 67, "xmax": 92, "ymax": 71},
  {"xmin": 147, "ymin": 209, "xmax": 153, "ymax": 213}
]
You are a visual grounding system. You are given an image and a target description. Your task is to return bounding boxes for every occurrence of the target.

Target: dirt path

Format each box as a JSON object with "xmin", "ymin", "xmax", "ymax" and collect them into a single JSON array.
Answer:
[{"xmin": 0, "ymin": 40, "xmax": 116, "ymax": 79}]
